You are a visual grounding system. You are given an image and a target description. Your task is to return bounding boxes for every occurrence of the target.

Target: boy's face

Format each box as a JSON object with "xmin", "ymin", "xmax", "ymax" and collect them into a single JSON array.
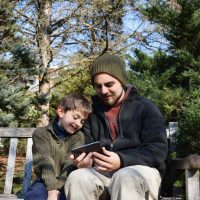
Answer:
[{"xmin": 57, "ymin": 107, "xmax": 87, "ymax": 134}]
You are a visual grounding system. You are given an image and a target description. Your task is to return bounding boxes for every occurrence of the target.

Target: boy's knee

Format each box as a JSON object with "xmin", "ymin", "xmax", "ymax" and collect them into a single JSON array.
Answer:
[
  {"xmin": 25, "ymin": 182, "xmax": 47, "ymax": 200},
  {"xmin": 25, "ymin": 191, "xmax": 47, "ymax": 200}
]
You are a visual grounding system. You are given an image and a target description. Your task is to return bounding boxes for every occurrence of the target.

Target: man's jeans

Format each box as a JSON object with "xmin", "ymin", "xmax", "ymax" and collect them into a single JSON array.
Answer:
[{"xmin": 64, "ymin": 165, "xmax": 161, "ymax": 200}]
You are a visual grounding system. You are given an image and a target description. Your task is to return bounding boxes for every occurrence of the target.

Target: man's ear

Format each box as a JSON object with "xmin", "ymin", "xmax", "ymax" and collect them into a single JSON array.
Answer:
[{"xmin": 56, "ymin": 106, "xmax": 65, "ymax": 118}]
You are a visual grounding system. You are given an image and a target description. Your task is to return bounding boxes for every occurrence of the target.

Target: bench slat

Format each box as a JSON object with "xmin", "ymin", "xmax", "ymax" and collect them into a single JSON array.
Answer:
[
  {"xmin": 0, "ymin": 128, "xmax": 35, "ymax": 138},
  {"xmin": 173, "ymin": 154, "xmax": 200, "ymax": 169},
  {"xmin": 0, "ymin": 194, "xmax": 23, "ymax": 200},
  {"xmin": 21, "ymin": 138, "xmax": 33, "ymax": 196},
  {"xmin": 4, "ymin": 138, "xmax": 18, "ymax": 194}
]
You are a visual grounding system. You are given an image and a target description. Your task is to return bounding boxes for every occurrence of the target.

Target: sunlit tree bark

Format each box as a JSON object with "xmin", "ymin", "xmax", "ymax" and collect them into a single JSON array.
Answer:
[{"xmin": 35, "ymin": 0, "xmax": 53, "ymax": 126}]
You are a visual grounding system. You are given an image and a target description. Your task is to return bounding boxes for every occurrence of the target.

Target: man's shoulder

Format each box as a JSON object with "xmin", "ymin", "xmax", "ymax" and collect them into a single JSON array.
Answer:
[
  {"xmin": 127, "ymin": 92, "xmax": 159, "ymax": 110},
  {"xmin": 126, "ymin": 85, "xmax": 156, "ymax": 104},
  {"xmin": 135, "ymin": 95, "xmax": 155, "ymax": 104}
]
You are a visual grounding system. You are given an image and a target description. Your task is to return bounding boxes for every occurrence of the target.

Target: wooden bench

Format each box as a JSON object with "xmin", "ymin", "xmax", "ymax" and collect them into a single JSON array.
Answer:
[
  {"xmin": 0, "ymin": 128, "xmax": 35, "ymax": 200},
  {"xmin": 0, "ymin": 127, "xmax": 200, "ymax": 200},
  {"xmin": 172, "ymin": 154, "xmax": 200, "ymax": 200}
]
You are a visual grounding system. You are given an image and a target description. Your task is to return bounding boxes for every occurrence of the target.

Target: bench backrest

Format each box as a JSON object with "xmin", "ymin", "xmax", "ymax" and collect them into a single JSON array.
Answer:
[
  {"xmin": 0, "ymin": 128, "xmax": 35, "ymax": 198},
  {"xmin": 0, "ymin": 127, "xmax": 199, "ymax": 200}
]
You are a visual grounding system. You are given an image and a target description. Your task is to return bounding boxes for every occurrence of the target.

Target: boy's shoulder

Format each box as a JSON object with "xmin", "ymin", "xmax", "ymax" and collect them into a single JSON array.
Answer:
[
  {"xmin": 73, "ymin": 130, "xmax": 84, "ymax": 138},
  {"xmin": 32, "ymin": 124, "xmax": 50, "ymax": 138}
]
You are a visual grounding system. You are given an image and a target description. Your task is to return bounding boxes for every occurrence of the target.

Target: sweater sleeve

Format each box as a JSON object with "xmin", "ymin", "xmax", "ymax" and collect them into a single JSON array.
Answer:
[
  {"xmin": 32, "ymin": 128, "xmax": 58, "ymax": 190},
  {"xmin": 56, "ymin": 131, "xmax": 85, "ymax": 189}
]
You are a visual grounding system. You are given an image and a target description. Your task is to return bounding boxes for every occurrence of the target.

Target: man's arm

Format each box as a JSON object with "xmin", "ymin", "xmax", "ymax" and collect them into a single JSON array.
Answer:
[
  {"xmin": 93, "ymin": 147, "xmax": 121, "ymax": 172},
  {"xmin": 82, "ymin": 115, "xmax": 95, "ymax": 143},
  {"xmin": 117, "ymin": 99, "xmax": 168, "ymax": 172}
]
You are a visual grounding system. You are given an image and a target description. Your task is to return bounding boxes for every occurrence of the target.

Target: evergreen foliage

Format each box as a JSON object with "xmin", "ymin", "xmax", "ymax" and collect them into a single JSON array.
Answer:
[
  {"xmin": 50, "ymin": 62, "xmax": 95, "ymax": 120},
  {"xmin": 127, "ymin": 0, "xmax": 200, "ymax": 157},
  {"xmin": 127, "ymin": 2, "xmax": 200, "ymax": 196},
  {"xmin": 0, "ymin": 1, "xmax": 39, "ymax": 127},
  {"xmin": 11, "ymin": 0, "xmax": 135, "ymax": 126}
]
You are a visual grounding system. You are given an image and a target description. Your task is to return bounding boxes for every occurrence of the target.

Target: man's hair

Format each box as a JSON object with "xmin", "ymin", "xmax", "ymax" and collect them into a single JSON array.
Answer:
[{"xmin": 58, "ymin": 93, "xmax": 92, "ymax": 116}]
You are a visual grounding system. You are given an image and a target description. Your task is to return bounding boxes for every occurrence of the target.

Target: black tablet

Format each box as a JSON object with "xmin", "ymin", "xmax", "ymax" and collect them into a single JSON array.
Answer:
[{"xmin": 71, "ymin": 141, "xmax": 103, "ymax": 158}]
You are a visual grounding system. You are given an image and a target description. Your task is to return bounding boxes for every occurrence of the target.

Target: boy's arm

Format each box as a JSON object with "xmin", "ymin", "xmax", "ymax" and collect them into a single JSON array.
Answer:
[
  {"xmin": 32, "ymin": 128, "xmax": 58, "ymax": 190},
  {"xmin": 56, "ymin": 131, "xmax": 85, "ymax": 188}
]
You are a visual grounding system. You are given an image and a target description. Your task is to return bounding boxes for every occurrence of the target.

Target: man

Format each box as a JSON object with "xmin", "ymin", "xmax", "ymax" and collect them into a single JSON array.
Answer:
[{"xmin": 64, "ymin": 54, "xmax": 168, "ymax": 200}]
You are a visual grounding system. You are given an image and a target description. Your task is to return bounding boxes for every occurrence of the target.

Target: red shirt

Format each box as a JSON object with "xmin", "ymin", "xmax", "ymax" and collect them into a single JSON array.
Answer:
[{"xmin": 105, "ymin": 88, "xmax": 130, "ymax": 141}]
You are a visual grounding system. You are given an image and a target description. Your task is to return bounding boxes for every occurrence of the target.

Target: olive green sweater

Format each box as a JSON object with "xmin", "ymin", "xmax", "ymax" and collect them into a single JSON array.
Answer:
[{"xmin": 32, "ymin": 120, "xmax": 85, "ymax": 190}]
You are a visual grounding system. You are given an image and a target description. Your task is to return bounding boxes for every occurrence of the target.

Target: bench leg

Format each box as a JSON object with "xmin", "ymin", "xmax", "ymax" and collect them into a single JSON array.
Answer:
[
  {"xmin": 185, "ymin": 169, "xmax": 200, "ymax": 200},
  {"xmin": 4, "ymin": 138, "xmax": 18, "ymax": 194}
]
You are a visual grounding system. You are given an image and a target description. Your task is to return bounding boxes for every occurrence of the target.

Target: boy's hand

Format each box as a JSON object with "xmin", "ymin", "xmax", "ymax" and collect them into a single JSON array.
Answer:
[
  {"xmin": 47, "ymin": 190, "xmax": 60, "ymax": 200},
  {"xmin": 70, "ymin": 152, "xmax": 93, "ymax": 168},
  {"xmin": 93, "ymin": 147, "xmax": 121, "ymax": 172}
]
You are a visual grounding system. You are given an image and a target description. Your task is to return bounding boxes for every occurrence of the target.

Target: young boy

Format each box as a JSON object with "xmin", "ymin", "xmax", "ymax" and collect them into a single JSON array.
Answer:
[{"xmin": 25, "ymin": 93, "xmax": 92, "ymax": 200}]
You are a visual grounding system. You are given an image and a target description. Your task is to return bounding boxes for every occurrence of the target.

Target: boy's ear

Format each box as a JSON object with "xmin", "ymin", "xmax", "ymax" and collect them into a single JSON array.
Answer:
[{"xmin": 56, "ymin": 106, "xmax": 65, "ymax": 118}]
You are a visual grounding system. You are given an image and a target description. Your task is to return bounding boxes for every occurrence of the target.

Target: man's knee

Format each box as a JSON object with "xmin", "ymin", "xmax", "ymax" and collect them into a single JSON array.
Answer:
[
  {"xmin": 110, "ymin": 166, "xmax": 161, "ymax": 200},
  {"xmin": 111, "ymin": 167, "xmax": 148, "ymax": 188}
]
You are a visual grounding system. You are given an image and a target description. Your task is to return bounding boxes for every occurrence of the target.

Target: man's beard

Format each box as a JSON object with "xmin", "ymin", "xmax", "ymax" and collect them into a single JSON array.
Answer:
[{"xmin": 102, "ymin": 88, "xmax": 125, "ymax": 106}]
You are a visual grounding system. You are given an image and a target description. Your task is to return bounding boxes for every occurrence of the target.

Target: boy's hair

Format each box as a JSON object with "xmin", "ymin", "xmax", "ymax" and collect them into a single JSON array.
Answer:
[{"xmin": 58, "ymin": 93, "xmax": 92, "ymax": 116}]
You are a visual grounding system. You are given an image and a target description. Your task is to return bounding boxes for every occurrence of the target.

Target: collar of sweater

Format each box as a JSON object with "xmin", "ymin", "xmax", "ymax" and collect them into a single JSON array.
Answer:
[{"xmin": 52, "ymin": 117, "xmax": 70, "ymax": 139}]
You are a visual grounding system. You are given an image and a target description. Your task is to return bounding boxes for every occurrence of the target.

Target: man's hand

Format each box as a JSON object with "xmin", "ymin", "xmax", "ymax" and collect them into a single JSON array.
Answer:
[
  {"xmin": 70, "ymin": 152, "xmax": 93, "ymax": 168},
  {"xmin": 93, "ymin": 147, "xmax": 121, "ymax": 172},
  {"xmin": 47, "ymin": 190, "xmax": 60, "ymax": 200}
]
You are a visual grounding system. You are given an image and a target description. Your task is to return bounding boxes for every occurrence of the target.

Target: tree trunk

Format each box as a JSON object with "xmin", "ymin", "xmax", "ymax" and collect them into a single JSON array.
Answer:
[{"xmin": 36, "ymin": 0, "xmax": 52, "ymax": 126}]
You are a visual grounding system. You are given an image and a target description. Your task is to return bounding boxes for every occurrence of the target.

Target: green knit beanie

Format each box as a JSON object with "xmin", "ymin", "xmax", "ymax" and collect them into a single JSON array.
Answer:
[{"xmin": 90, "ymin": 54, "xmax": 128, "ymax": 85}]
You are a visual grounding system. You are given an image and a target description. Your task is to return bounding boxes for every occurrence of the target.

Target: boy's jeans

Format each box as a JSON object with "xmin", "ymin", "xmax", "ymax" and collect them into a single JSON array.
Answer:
[{"xmin": 25, "ymin": 179, "xmax": 66, "ymax": 200}]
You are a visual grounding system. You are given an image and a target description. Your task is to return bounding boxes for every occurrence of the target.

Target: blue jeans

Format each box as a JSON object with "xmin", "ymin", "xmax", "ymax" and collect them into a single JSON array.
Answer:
[{"xmin": 25, "ymin": 179, "xmax": 66, "ymax": 200}]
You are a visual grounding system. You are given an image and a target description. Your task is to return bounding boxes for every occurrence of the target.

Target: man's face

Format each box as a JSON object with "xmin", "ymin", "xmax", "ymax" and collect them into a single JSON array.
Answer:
[{"xmin": 93, "ymin": 73, "xmax": 125, "ymax": 106}]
